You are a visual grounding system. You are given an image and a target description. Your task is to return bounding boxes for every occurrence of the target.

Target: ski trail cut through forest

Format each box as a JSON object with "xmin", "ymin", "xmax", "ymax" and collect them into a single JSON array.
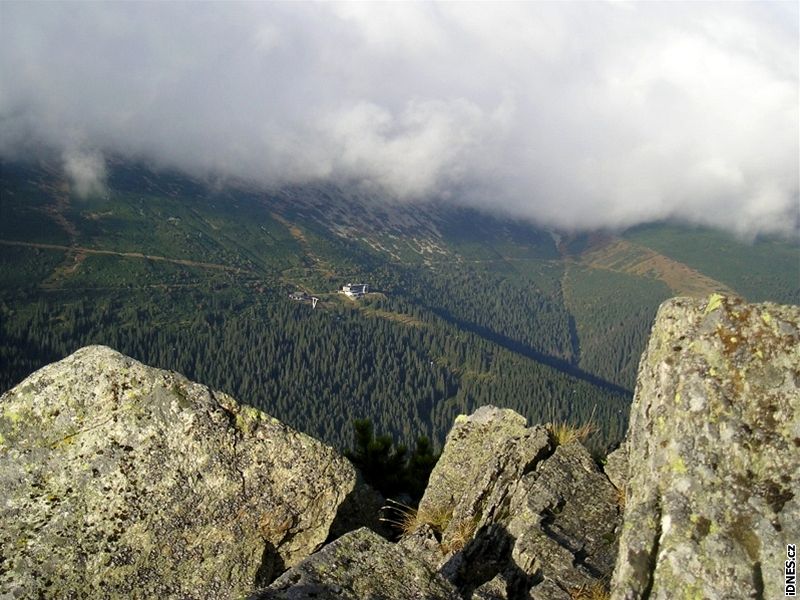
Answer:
[{"xmin": 0, "ymin": 239, "xmax": 250, "ymax": 274}]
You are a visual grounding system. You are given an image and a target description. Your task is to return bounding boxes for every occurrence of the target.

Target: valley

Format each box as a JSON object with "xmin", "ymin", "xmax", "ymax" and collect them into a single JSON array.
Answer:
[{"xmin": 1, "ymin": 159, "xmax": 797, "ymax": 454}]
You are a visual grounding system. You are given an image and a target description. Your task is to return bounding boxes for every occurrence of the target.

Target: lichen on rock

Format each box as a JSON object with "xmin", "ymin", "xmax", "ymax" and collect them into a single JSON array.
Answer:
[
  {"xmin": 409, "ymin": 405, "xmax": 622, "ymax": 598},
  {"xmin": 0, "ymin": 345, "xmax": 360, "ymax": 599},
  {"xmin": 250, "ymin": 527, "xmax": 462, "ymax": 600},
  {"xmin": 610, "ymin": 295, "xmax": 800, "ymax": 599}
]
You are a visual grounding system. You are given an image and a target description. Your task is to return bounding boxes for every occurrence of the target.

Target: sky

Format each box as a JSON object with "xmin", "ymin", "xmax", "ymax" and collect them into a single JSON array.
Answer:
[{"xmin": 1, "ymin": 1, "xmax": 798, "ymax": 237}]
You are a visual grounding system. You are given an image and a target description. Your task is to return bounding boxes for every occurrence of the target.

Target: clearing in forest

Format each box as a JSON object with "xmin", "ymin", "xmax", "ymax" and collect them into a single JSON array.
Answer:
[{"xmin": 578, "ymin": 237, "xmax": 736, "ymax": 297}]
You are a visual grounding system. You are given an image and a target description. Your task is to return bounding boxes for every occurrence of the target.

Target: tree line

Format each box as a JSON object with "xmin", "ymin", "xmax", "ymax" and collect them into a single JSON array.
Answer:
[{"xmin": 0, "ymin": 286, "xmax": 630, "ymax": 456}]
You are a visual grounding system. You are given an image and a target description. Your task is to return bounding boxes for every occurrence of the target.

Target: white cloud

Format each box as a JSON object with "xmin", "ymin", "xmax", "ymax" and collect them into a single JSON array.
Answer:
[
  {"xmin": 62, "ymin": 149, "xmax": 107, "ymax": 199},
  {"xmin": 321, "ymin": 99, "xmax": 489, "ymax": 197},
  {"xmin": 0, "ymin": 1, "xmax": 797, "ymax": 236}
]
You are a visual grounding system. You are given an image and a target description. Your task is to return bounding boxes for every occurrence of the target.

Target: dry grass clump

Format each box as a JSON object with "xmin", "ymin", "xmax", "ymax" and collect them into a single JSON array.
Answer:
[
  {"xmin": 419, "ymin": 503, "xmax": 454, "ymax": 534},
  {"xmin": 380, "ymin": 499, "xmax": 453, "ymax": 537},
  {"xmin": 548, "ymin": 420, "xmax": 598, "ymax": 446},
  {"xmin": 547, "ymin": 405, "xmax": 598, "ymax": 446},
  {"xmin": 379, "ymin": 500, "xmax": 418, "ymax": 536},
  {"xmin": 381, "ymin": 500, "xmax": 479, "ymax": 555},
  {"xmin": 615, "ymin": 484, "xmax": 627, "ymax": 511},
  {"xmin": 441, "ymin": 515, "xmax": 479, "ymax": 554},
  {"xmin": 569, "ymin": 581, "xmax": 611, "ymax": 600}
]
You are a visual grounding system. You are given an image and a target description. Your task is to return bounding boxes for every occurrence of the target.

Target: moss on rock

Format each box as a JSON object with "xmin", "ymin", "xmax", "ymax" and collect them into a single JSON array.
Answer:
[
  {"xmin": 0, "ymin": 346, "xmax": 360, "ymax": 599},
  {"xmin": 610, "ymin": 296, "xmax": 799, "ymax": 599}
]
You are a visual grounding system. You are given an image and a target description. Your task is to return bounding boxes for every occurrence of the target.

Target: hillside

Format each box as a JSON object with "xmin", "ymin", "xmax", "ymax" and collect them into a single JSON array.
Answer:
[
  {"xmin": 2, "ymin": 295, "xmax": 797, "ymax": 599},
  {"xmin": 1, "ymin": 159, "xmax": 797, "ymax": 451}
]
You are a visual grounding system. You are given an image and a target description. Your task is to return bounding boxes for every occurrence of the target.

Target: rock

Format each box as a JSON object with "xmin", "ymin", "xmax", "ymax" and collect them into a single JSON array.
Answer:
[
  {"xmin": 326, "ymin": 477, "xmax": 387, "ymax": 541},
  {"xmin": 610, "ymin": 296, "xmax": 800, "ymax": 599},
  {"xmin": 417, "ymin": 406, "xmax": 552, "ymax": 558},
  {"xmin": 451, "ymin": 441, "xmax": 620, "ymax": 599},
  {"xmin": 250, "ymin": 527, "xmax": 462, "ymax": 600},
  {"xmin": 528, "ymin": 580, "xmax": 571, "ymax": 600},
  {"xmin": 471, "ymin": 573, "xmax": 509, "ymax": 599},
  {"xmin": 0, "ymin": 346, "xmax": 361, "ymax": 599},
  {"xmin": 603, "ymin": 444, "xmax": 628, "ymax": 492},
  {"xmin": 398, "ymin": 523, "xmax": 445, "ymax": 570},
  {"xmin": 409, "ymin": 405, "xmax": 621, "ymax": 599},
  {"xmin": 505, "ymin": 441, "xmax": 621, "ymax": 596}
]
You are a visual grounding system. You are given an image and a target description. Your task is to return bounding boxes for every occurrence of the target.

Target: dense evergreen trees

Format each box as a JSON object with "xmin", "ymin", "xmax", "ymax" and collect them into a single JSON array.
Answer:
[
  {"xmin": 344, "ymin": 419, "xmax": 437, "ymax": 502},
  {"xmin": 0, "ymin": 287, "xmax": 630, "ymax": 455},
  {"xmin": 1, "ymin": 160, "xmax": 639, "ymax": 459}
]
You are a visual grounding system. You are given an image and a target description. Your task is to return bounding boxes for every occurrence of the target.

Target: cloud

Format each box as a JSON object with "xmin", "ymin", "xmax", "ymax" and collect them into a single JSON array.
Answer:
[
  {"xmin": 62, "ymin": 149, "xmax": 107, "ymax": 199},
  {"xmin": 0, "ymin": 2, "xmax": 797, "ymax": 237}
]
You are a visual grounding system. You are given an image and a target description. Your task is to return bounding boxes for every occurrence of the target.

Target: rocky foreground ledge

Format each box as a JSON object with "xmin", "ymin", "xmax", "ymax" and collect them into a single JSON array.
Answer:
[
  {"xmin": 612, "ymin": 295, "xmax": 799, "ymax": 600},
  {"xmin": 1, "ymin": 295, "xmax": 798, "ymax": 599},
  {"xmin": 0, "ymin": 345, "xmax": 376, "ymax": 599}
]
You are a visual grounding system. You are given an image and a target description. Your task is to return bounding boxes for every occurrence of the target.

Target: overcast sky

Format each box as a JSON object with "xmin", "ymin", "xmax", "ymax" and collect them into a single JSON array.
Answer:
[{"xmin": 1, "ymin": 2, "xmax": 797, "ymax": 236}]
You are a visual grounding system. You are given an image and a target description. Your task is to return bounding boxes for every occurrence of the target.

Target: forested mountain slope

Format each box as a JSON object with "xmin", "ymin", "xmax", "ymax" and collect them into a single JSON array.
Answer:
[{"xmin": 2, "ymin": 159, "xmax": 797, "ymax": 451}]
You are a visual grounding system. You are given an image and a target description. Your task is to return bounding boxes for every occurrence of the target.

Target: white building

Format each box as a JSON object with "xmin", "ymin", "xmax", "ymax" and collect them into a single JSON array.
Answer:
[{"xmin": 341, "ymin": 283, "xmax": 368, "ymax": 298}]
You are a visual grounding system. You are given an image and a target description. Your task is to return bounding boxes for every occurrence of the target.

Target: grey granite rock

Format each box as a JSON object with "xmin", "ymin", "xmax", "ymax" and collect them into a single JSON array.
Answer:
[
  {"xmin": 471, "ymin": 573, "xmax": 509, "ymax": 599},
  {"xmin": 506, "ymin": 441, "xmax": 621, "ymax": 595},
  {"xmin": 603, "ymin": 444, "xmax": 628, "ymax": 492},
  {"xmin": 610, "ymin": 295, "xmax": 800, "ymax": 599},
  {"xmin": 0, "ymin": 346, "xmax": 359, "ymax": 599},
  {"xmin": 251, "ymin": 527, "xmax": 462, "ymax": 600},
  {"xmin": 408, "ymin": 405, "xmax": 620, "ymax": 599},
  {"xmin": 417, "ymin": 406, "xmax": 553, "ymax": 559},
  {"xmin": 398, "ymin": 523, "xmax": 445, "ymax": 570}
]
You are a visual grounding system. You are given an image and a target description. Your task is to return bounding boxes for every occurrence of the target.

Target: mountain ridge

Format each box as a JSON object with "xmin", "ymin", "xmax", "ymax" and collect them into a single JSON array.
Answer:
[{"xmin": 2, "ymin": 159, "xmax": 798, "ymax": 452}]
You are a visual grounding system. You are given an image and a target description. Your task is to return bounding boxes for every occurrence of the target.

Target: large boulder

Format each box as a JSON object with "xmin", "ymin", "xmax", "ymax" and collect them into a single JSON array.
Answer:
[
  {"xmin": 251, "ymin": 527, "xmax": 462, "ymax": 600},
  {"xmin": 0, "ymin": 346, "xmax": 361, "ymax": 599},
  {"xmin": 506, "ymin": 441, "xmax": 621, "ymax": 598},
  {"xmin": 611, "ymin": 296, "xmax": 800, "ymax": 599},
  {"xmin": 417, "ymin": 407, "xmax": 552, "ymax": 552},
  {"xmin": 407, "ymin": 405, "xmax": 622, "ymax": 599}
]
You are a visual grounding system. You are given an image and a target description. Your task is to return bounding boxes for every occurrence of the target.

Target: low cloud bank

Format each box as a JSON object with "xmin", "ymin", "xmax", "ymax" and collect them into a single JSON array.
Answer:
[
  {"xmin": 1, "ymin": 2, "xmax": 797, "ymax": 237},
  {"xmin": 62, "ymin": 150, "xmax": 107, "ymax": 199}
]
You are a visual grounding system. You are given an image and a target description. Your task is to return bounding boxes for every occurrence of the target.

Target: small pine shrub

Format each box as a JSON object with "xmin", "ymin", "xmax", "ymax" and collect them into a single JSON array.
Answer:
[{"xmin": 345, "ymin": 419, "xmax": 439, "ymax": 502}]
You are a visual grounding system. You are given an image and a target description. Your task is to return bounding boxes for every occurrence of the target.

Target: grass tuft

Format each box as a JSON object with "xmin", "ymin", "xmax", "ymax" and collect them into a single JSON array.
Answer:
[
  {"xmin": 615, "ymin": 484, "xmax": 627, "ymax": 512},
  {"xmin": 441, "ymin": 515, "xmax": 479, "ymax": 554},
  {"xmin": 547, "ymin": 405, "xmax": 598, "ymax": 446},
  {"xmin": 569, "ymin": 581, "xmax": 611, "ymax": 600},
  {"xmin": 380, "ymin": 498, "xmax": 453, "ymax": 537}
]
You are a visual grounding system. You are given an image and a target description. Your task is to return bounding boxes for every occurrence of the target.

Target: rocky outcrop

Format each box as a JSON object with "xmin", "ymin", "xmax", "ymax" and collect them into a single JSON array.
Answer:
[
  {"xmin": 610, "ymin": 295, "xmax": 800, "ymax": 599},
  {"xmin": 2, "ymin": 293, "xmax": 797, "ymax": 600},
  {"xmin": 0, "ymin": 346, "xmax": 361, "ymax": 599},
  {"xmin": 416, "ymin": 406, "xmax": 553, "ymax": 562},
  {"xmin": 251, "ymin": 527, "xmax": 462, "ymax": 600},
  {"xmin": 505, "ymin": 441, "xmax": 621, "ymax": 597},
  {"xmin": 247, "ymin": 405, "xmax": 623, "ymax": 599},
  {"xmin": 403, "ymin": 406, "xmax": 623, "ymax": 599},
  {"xmin": 602, "ymin": 444, "xmax": 628, "ymax": 492}
]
